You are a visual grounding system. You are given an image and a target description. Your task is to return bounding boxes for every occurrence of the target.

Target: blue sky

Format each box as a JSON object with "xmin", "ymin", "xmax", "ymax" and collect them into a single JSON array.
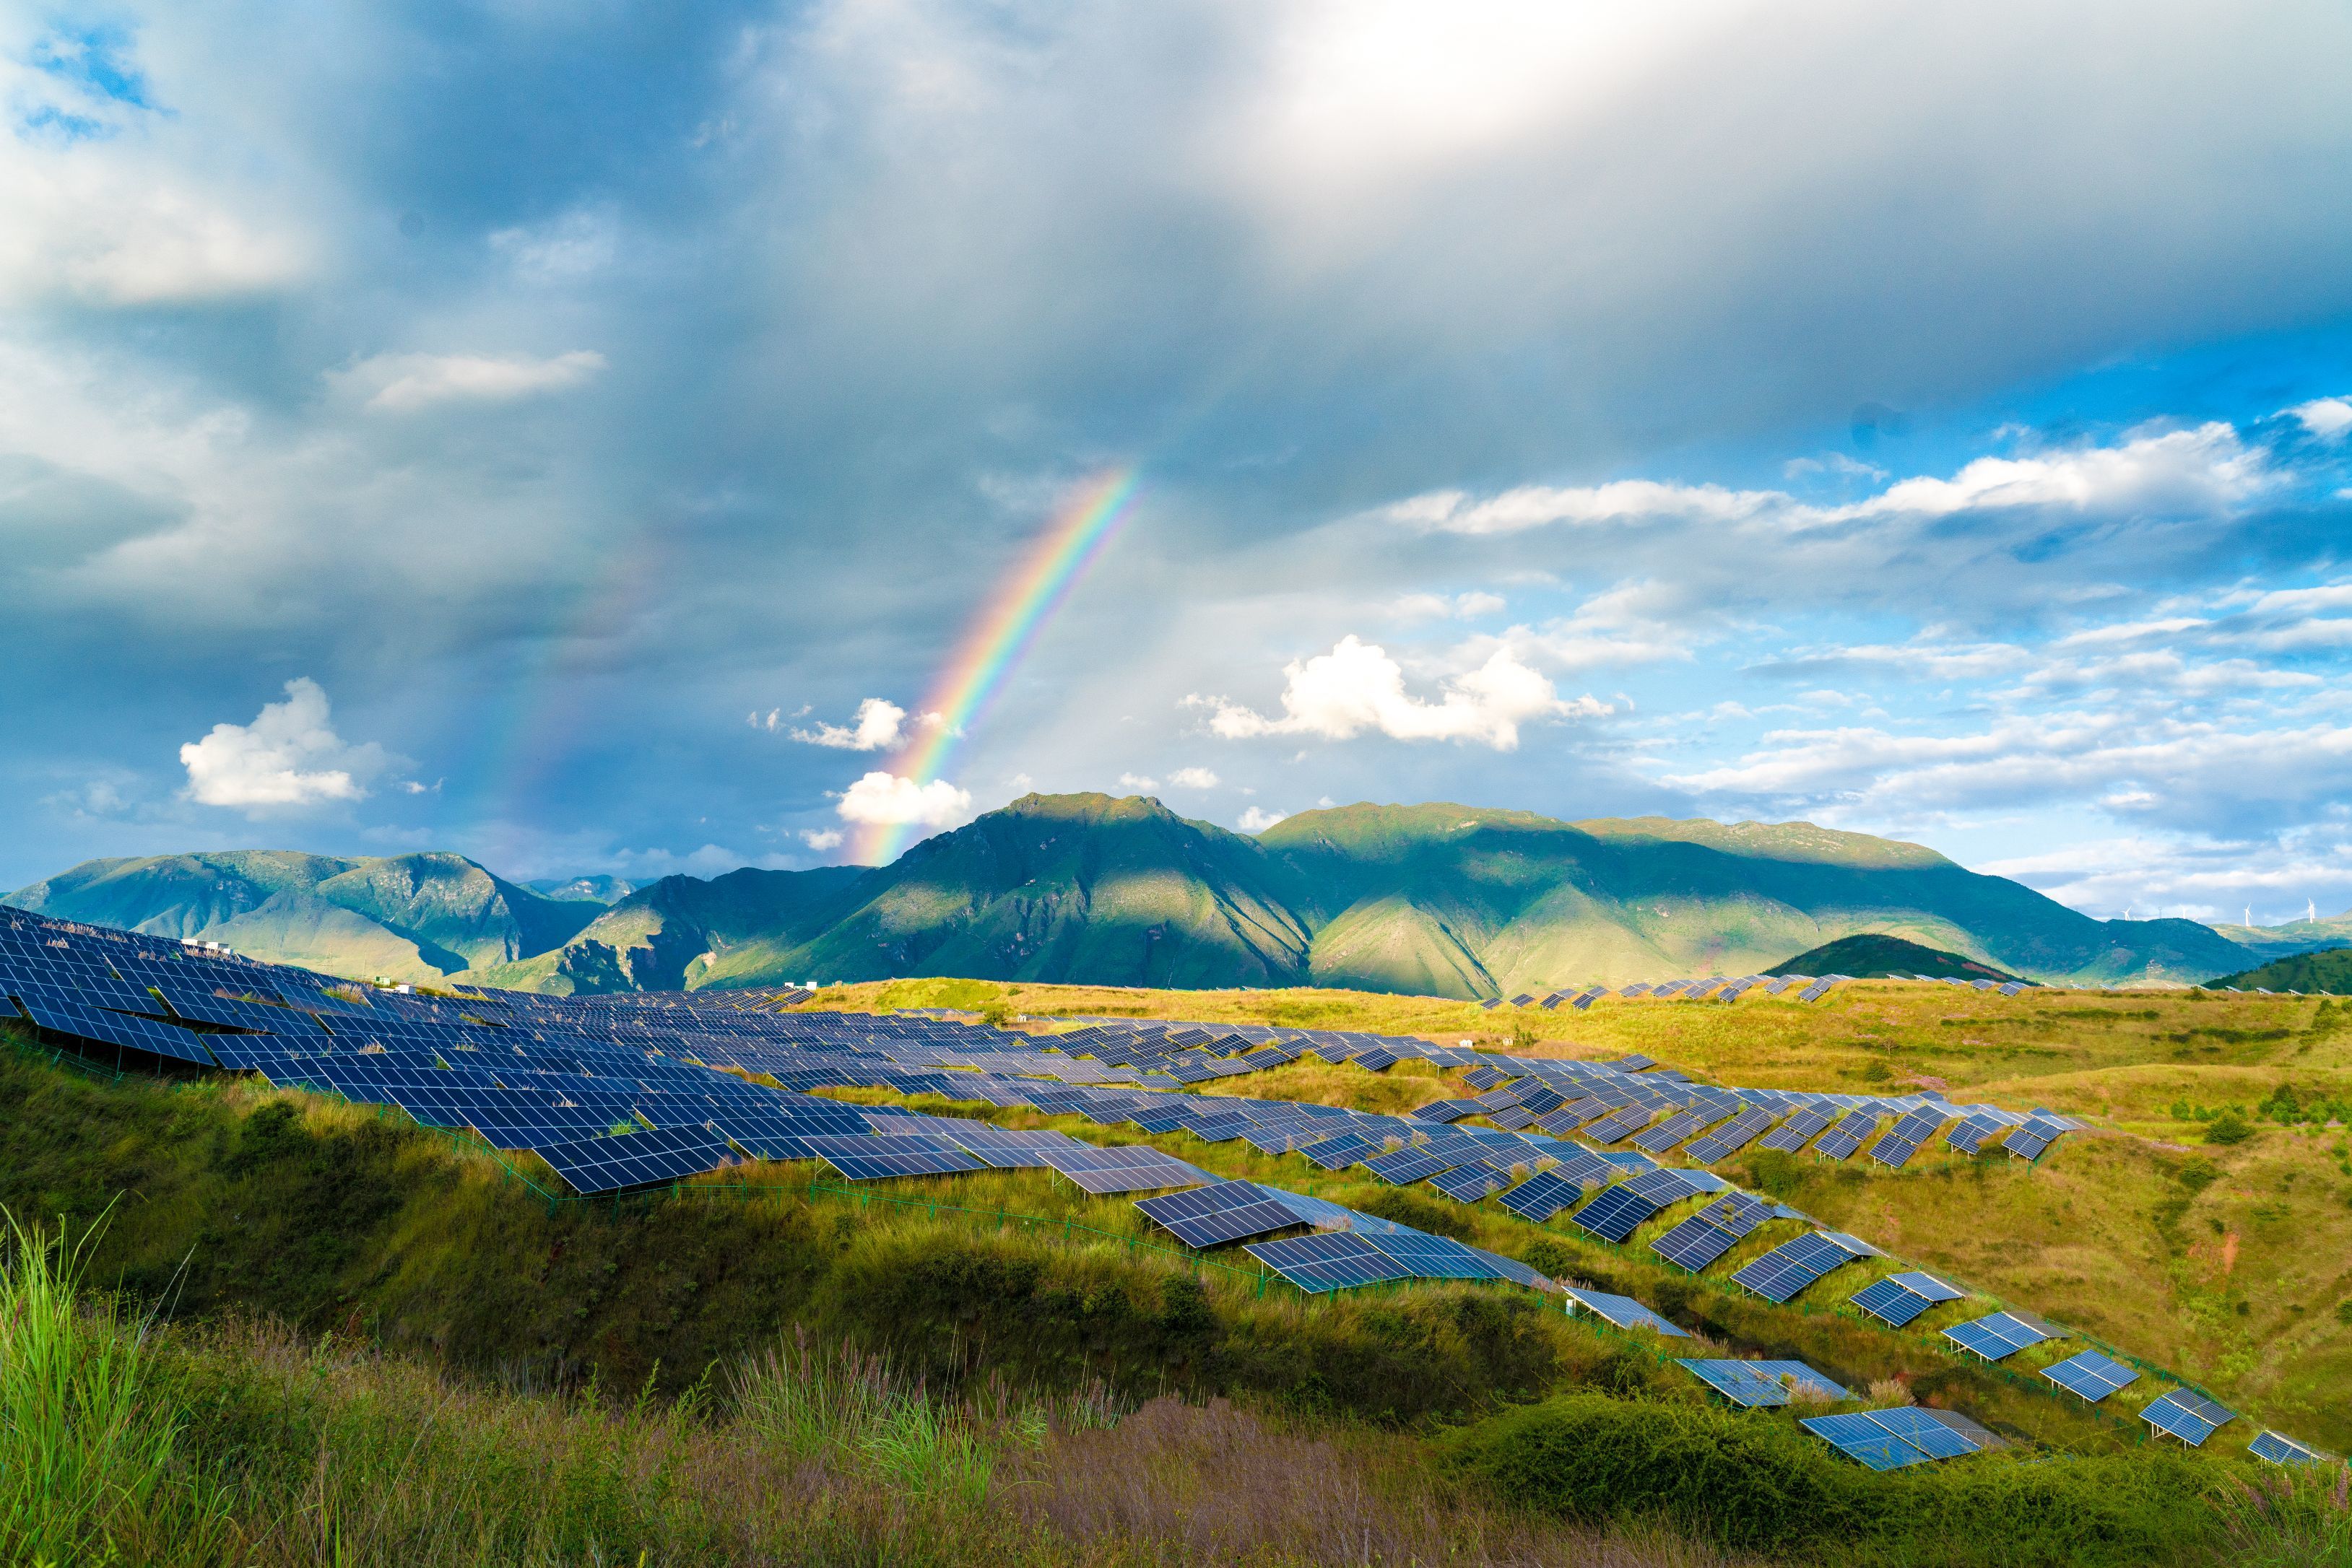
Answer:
[{"xmin": 4, "ymin": 1, "xmax": 2352, "ymax": 925}]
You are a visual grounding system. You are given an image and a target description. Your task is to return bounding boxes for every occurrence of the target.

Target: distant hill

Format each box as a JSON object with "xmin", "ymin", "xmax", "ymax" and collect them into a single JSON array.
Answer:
[
  {"xmin": 10, "ymin": 796, "xmax": 2265, "ymax": 995},
  {"xmin": 524, "ymin": 875, "xmax": 638, "ymax": 905},
  {"xmin": 1774, "ymin": 933, "xmax": 2026, "ymax": 983},
  {"xmin": 2205, "ymin": 948, "xmax": 2352, "ymax": 994},
  {"xmin": 4, "ymin": 852, "xmax": 602, "ymax": 985},
  {"xmin": 2206, "ymin": 910, "xmax": 2352, "ymax": 969}
]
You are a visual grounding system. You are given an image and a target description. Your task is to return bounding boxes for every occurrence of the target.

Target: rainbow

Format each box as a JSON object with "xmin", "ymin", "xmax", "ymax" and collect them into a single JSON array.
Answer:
[{"xmin": 854, "ymin": 468, "xmax": 1140, "ymax": 863}]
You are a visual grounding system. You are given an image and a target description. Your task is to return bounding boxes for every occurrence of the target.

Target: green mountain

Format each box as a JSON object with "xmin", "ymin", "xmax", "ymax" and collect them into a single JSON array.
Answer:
[
  {"xmin": 460, "ymin": 866, "xmax": 869, "ymax": 994},
  {"xmin": 4, "ymin": 851, "xmax": 604, "ymax": 985},
  {"xmin": 1773, "ymin": 933, "xmax": 2026, "ymax": 983},
  {"xmin": 9, "ymin": 796, "xmax": 2267, "ymax": 995},
  {"xmin": 2205, "ymin": 948, "xmax": 2352, "ymax": 993},
  {"xmin": 464, "ymin": 794, "xmax": 2254, "ymax": 995}
]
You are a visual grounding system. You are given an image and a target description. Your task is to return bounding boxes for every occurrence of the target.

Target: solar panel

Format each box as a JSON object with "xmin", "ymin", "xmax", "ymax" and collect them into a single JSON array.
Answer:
[
  {"xmin": 1677, "ymin": 1359, "xmax": 1849, "ymax": 1408},
  {"xmin": 1629, "ymin": 1108, "xmax": 1711, "ymax": 1154},
  {"xmin": 1812, "ymin": 1115, "xmax": 1875, "ymax": 1161},
  {"xmin": 1571, "ymin": 1170, "xmax": 1698, "ymax": 1244},
  {"xmin": 2249, "ymin": 1431, "xmax": 2327, "ymax": 1465},
  {"xmin": 1563, "ymin": 1287, "xmax": 1689, "ymax": 1337},
  {"xmin": 1244, "ymin": 1232, "xmax": 1413, "ymax": 1293},
  {"xmin": 1650, "ymin": 1192, "xmax": 1772, "ymax": 1272},
  {"xmin": 1848, "ymin": 1271, "xmax": 1964, "ymax": 1327},
  {"xmin": 2002, "ymin": 1118, "xmax": 2064, "ymax": 1160},
  {"xmin": 533, "ymin": 1126, "xmax": 738, "ymax": 1195},
  {"xmin": 1359, "ymin": 1232, "xmax": 1506, "ymax": 1281},
  {"xmin": 1943, "ymin": 1311, "xmax": 2059, "ymax": 1362},
  {"xmin": 1864, "ymin": 1405, "xmax": 1987, "ymax": 1460},
  {"xmin": 1498, "ymin": 1168, "xmax": 1589, "ymax": 1222},
  {"xmin": 2040, "ymin": 1349, "xmax": 2139, "ymax": 1402},
  {"xmin": 1755, "ymin": 1104, "xmax": 1836, "ymax": 1153},
  {"xmin": 2143, "ymin": 1388, "xmax": 2234, "ymax": 1446},
  {"xmin": 1360, "ymin": 1146, "xmax": 1460, "ymax": 1185},
  {"xmin": 1428, "ymin": 1161, "xmax": 1511, "ymax": 1203},
  {"xmin": 1134, "ymin": 1182, "xmax": 1307, "ymax": 1247},
  {"xmin": 1802, "ymin": 1412, "xmax": 1934, "ymax": 1471},
  {"xmin": 1730, "ymin": 1231, "xmax": 1869, "ymax": 1303},
  {"xmin": 1297, "ymin": 1133, "xmax": 1384, "ymax": 1170},
  {"xmin": 798, "ymin": 1133, "xmax": 989, "ymax": 1182},
  {"xmin": 1683, "ymin": 1105, "xmax": 1776, "ymax": 1162}
]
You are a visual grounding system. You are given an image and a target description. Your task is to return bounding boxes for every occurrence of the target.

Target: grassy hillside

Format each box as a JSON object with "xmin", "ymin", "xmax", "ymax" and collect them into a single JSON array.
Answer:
[
  {"xmin": 2209, "ymin": 947, "xmax": 2352, "ymax": 994},
  {"xmin": 796, "ymin": 973, "xmax": 2352, "ymax": 1451},
  {"xmin": 5, "ymin": 851, "xmax": 602, "ymax": 984},
  {"xmin": 15, "ymin": 969, "xmax": 2352, "ymax": 1564},
  {"xmin": 1774, "ymin": 933, "xmax": 2026, "ymax": 983}
]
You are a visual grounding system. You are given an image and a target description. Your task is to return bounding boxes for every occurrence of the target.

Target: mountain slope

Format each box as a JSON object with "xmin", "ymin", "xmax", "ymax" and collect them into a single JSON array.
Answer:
[
  {"xmin": 4, "ymin": 852, "xmax": 602, "ymax": 983},
  {"xmin": 460, "ymin": 865, "xmax": 872, "ymax": 994},
  {"xmin": 1773, "ymin": 933, "xmax": 2027, "ymax": 983},
  {"xmin": 2206, "ymin": 948, "xmax": 2352, "ymax": 993},
  {"xmin": 703, "ymin": 793, "xmax": 1313, "ymax": 990},
  {"xmin": 1255, "ymin": 802, "xmax": 2242, "ymax": 991}
]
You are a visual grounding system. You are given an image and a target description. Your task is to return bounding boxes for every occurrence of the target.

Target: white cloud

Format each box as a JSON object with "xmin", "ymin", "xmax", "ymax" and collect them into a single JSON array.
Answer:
[
  {"xmin": 1392, "ymin": 589, "xmax": 1506, "ymax": 619},
  {"xmin": 336, "ymin": 351, "xmax": 607, "ymax": 414},
  {"xmin": 1117, "ymin": 772, "xmax": 1158, "ymax": 790},
  {"xmin": 1237, "ymin": 806, "xmax": 1287, "ymax": 833},
  {"xmin": 1170, "ymin": 766, "xmax": 1220, "ymax": 788},
  {"xmin": 1387, "ymin": 424, "xmax": 2272, "ymax": 536},
  {"xmin": 2288, "ymin": 397, "xmax": 2352, "ymax": 441},
  {"xmin": 1192, "ymin": 635, "xmax": 1601, "ymax": 750},
  {"xmin": 836, "ymin": 771, "xmax": 973, "ymax": 826},
  {"xmin": 178, "ymin": 678, "xmax": 389, "ymax": 812},
  {"xmin": 792, "ymin": 697, "xmax": 908, "ymax": 751},
  {"xmin": 490, "ymin": 209, "xmax": 617, "ymax": 282},
  {"xmin": 1665, "ymin": 714, "xmax": 2352, "ymax": 837},
  {"xmin": 800, "ymin": 827, "xmax": 846, "ymax": 850}
]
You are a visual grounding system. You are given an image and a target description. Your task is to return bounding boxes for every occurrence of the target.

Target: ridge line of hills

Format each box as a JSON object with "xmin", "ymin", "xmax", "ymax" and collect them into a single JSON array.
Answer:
[{"xmin": 8, "ymin": 793, "xmax": 2343, "ymax": 997}]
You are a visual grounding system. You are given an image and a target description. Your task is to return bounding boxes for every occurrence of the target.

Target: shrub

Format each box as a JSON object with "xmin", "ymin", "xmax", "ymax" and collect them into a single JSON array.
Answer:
[
  {"xmin": 1445, "ymin": 1390, "xmax": 2229, "ymax": 1565},
  {"xmin": 2207, "ymin": 1111, "xmax": 2255, "ymax": 1146}
]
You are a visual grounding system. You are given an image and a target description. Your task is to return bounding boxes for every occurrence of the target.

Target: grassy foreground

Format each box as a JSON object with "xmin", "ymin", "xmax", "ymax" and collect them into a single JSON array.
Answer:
[{"xmin": 8, "ymin": 988, "xmax": 2352, "ymax": 1564}]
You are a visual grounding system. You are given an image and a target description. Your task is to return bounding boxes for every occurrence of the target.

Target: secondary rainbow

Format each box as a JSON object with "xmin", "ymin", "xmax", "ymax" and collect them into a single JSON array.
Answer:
[{"xmin": 855, "ymin": 467, "xmax": 1142, "ymax": 863}]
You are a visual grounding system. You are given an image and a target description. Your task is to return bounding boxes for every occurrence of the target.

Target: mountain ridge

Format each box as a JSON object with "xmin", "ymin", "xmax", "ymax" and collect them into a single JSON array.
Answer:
[{"xmin": 9, "ymin": 796, "xmax": 2322, "ymax": 996}]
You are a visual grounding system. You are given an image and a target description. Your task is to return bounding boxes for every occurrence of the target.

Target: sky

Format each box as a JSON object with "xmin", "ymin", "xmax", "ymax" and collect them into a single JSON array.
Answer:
[{"xmin": 4, "ymin": 1, "xmax": 2352, "ymax": 926}]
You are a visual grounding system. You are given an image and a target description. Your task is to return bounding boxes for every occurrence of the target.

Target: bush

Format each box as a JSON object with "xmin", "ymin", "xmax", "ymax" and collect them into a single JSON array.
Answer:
[
  {"xmin": 1445, "ymin": 1391, "xmax": 2229, "ymax": 1565},
  {"xmin": 2206, "ymin": 1111, "xmax": 2255, "ymax": 1146}
]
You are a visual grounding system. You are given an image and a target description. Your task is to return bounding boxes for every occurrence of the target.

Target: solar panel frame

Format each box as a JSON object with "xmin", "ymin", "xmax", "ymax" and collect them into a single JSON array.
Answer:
[
  {"xmin": 1943, "ymin": 1311, "xmax": 2057, "ymax": 1362},
  {"xmin": 1134, "ymin": 1182, "xmax": 1308, "ymax": 1247}
]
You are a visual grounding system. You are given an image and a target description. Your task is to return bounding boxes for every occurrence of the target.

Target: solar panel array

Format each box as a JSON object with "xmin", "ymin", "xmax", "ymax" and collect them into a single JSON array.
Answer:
[{"xmin": 14, "ymin": 907, "xmax": 2298, "ymax": 1460}]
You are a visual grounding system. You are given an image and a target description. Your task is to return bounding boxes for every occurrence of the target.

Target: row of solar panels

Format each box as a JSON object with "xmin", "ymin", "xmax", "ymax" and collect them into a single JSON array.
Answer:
[
  {"xmin": 10, "ymin": 910, "xmax": 2319, "ymax": 1465},
  {"xmin": 1, "ymin": 905, "xmax": 2074, "ymax": 1182},
  {"xmin": 1478, "ymin": 975, "xmax": 1858, "ymax": 1011}
]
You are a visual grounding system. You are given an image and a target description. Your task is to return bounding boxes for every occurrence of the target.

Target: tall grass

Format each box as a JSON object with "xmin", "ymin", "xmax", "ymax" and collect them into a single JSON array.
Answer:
[{"xmin": 0, "ymin": 1210, "xmax": 222, "ymax": 1565}]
